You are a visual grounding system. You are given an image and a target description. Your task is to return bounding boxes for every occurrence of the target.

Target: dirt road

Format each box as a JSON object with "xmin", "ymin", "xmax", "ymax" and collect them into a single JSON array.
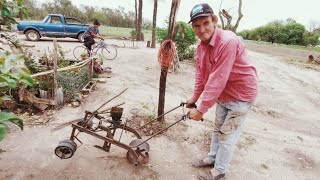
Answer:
[{"xmin": 0, "ymin": 36, "xmax": 319, "ymax": 180}]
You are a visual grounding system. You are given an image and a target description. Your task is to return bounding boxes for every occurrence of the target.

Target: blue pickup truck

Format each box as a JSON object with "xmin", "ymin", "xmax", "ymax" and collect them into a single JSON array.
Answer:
[{"xmin": 17, "ymin": 14, "xmax": 89, "ymax": 42}]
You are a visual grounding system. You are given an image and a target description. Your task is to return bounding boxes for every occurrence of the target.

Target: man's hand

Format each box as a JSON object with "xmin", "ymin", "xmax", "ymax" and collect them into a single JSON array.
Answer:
[
  {"xmin": 186, "ymin": 98, "xmax": 197, "ymax": 108},
  {"xmin": 188, "ymin": 108, "xmax": 203, "ymax": 121}
]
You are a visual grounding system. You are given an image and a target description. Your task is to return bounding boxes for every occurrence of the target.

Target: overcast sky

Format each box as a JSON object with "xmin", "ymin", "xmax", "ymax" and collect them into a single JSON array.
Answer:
[{"xmin": 39, "ymin": 0, "xmax": 320, "ymax": 31}]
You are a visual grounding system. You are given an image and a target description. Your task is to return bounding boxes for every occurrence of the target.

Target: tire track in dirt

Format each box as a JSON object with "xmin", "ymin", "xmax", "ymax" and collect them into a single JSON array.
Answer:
[{"xmin": 249, "ymin": 51, "xmax": 320, "ymax": 136}]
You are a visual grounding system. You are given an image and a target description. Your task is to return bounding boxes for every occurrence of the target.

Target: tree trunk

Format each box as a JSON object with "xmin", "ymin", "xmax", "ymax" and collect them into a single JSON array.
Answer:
[
  {"xmin": 167, "ymin": 0, "xmax": 180, "ymax": 39},
  {"xmin": 219, "ymin": 0, "xmax": 243, "ymax": 33},
  {"xmin": 157, "ymin": 0, "xmax": 180, "ymax": 122},
  {"xmin": 19, "ymin": 11, "xmax": 23, "ymax": 20},
  {"xmin": 136, "ymin": 0, "xmax": 143, "ymax": 41},
  {"xmin": 221, "ymin": 9, "xmax": 232, "ymax": 30},
  {"xmin": 157, "ymin": 70, "xmax": 167, "ymax": 121},
  {"xmin": 231, "ymin": 0, "xmax": 243, "ymax": 32},
  {"xmin": 151, "ymin": 0, "xmax": 158, "ymax": 48},
  {"xmin": 219, "ymin": 11, "xmax": 225, "ymax": 29},
  {"xmin": 134, "ymin": 0, "xmax": 138, "ymax": 33}
]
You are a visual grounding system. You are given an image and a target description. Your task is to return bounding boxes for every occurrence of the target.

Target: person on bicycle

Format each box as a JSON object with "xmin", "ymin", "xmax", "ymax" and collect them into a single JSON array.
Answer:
[{"xmin": 83, "ymin": 19, "xmax": 103, "ymax": 52}]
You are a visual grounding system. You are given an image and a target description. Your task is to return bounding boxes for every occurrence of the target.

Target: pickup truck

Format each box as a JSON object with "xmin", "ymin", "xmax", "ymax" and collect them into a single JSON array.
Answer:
[{"xmin": 17, "ymin": 14, "xmax": 89, "ymax": 42}]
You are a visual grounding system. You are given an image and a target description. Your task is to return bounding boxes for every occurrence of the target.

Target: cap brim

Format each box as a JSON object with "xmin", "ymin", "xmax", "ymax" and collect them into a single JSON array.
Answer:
[{"xmin": 188, "ymin": 13, "xmax": 213, "ymax": 23}]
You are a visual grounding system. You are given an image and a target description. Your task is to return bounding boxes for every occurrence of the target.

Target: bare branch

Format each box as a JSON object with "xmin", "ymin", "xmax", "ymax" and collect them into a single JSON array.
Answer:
[
  {"xmin": 221, "ymin": 9, "xmax": 232, "ymax": 30},
  {"xmin": 232, "ymin": 0, "xmax": 243, "ymax": 32},
  {"xmin": 219, "ymin": 11, "xmax": 225, "ymax": 29}
]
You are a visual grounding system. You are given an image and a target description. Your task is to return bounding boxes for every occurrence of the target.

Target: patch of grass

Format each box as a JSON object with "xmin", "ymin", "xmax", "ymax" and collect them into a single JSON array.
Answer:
[{"xmin": 99, "ymin": 26, "xmax": 152, "ymax": 40}]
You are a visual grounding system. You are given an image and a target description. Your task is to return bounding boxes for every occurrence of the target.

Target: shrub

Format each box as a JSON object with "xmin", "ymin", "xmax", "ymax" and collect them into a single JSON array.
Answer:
[{"xmin": 156, "ymin": 22, "xmax": 197, "ymax": 60}]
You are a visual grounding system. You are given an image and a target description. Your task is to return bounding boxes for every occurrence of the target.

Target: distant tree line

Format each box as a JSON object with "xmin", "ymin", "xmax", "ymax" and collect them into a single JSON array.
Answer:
[
  {"xmin": 238, "ymin": 18, "xmax": 320, "ymax": 47},
  {"xmin": 21, "ymin": 0, "xmax": 152, "ymax": 29}
]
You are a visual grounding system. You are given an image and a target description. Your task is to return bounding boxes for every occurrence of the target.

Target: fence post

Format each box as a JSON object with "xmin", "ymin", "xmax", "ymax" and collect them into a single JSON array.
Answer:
[{"xmin": 53, "ymin": 39, "xmax": 58, "ymax": 108}]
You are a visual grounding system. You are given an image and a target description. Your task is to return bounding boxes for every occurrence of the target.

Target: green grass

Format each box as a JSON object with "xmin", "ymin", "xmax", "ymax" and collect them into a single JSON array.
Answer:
[
  {"xmin": 245, "ymin": 40, "xmax": 320, "ymax": 53},
  {"xmin": 99, "ymin": 26, "xmax": 152, "ymax": 40}
]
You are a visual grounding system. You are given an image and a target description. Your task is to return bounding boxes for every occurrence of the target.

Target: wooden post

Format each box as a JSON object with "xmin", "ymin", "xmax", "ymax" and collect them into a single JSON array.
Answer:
[
  {"xmin": 53, "ymin": 39, "xmax": 58, "ymax": 108},
  {"xmin": 157, "ymin": 70, "xmax": 168, "ymax": 121},
  {"xmin": 157, "ymin": 0, "xmax": 180, "ymax": 122},
  {"xmin": 91, "ymin": 58, "xmax": 94, "ymax": 78}
]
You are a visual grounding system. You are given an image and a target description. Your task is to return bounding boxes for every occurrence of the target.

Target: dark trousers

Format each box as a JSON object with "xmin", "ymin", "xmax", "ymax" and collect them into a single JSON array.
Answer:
[{"xmin": 84, "ymin": 37, "xmax": 95, "ymax": 51}]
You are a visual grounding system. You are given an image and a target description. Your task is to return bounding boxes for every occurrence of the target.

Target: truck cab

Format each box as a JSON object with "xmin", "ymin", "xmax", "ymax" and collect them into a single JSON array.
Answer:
[{"xmin": 17, "ymin": 14, "xmax": 89, "ymax": 42}]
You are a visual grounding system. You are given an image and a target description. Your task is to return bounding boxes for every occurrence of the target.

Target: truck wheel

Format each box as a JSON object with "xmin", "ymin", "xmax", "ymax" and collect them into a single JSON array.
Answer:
[
  {"xmin": 78, "ymin": 32, "xmax": 84, "ymax": 42},
  {"xmin": 25, "ymin": 30, "xmax": 40, "ymax": 41}
]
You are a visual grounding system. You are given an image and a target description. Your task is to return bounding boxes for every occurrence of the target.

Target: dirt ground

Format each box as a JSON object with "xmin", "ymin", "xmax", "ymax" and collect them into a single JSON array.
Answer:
[{"xmin": 0, "ymin": 35, "xmax": 320, "ymax": 180}]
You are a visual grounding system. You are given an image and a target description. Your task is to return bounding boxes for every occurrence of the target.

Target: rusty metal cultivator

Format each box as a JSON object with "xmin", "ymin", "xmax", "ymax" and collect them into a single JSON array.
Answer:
[{"xmin": 54, "ymin": 90, "xmax": 194, "ymax": 165}]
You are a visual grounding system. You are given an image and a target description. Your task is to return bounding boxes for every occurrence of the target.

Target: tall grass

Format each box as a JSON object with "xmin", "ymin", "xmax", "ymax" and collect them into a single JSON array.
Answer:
[{"xmin": 99, "ymin": 26, "xmax": 152, "ymax": 40}]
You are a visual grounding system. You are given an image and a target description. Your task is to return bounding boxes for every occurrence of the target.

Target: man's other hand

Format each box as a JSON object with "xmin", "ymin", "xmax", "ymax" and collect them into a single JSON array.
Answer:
[
  {"xmin": 186, "ymin": 98, "xmax": 197, "ymax": 108},
  {"xmin": 188, "ymin": 108, "xmax": 203, "ymax": 121}
]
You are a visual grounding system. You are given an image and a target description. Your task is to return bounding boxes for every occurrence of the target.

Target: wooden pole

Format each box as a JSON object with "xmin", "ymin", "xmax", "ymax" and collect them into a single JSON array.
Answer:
[
  {"xmin": 157, "ymin": 69, "xmax": 168, "ymax": 122},
  {"xmin": 53, "ymin": 39, "xmax": 58, "ymax": 107},
  {"xmin": 157, "ymin": 0, "xmax": 180, "ymax": 122}
]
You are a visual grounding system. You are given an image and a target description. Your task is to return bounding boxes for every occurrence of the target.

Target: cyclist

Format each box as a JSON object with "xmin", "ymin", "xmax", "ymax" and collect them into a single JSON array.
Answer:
[{"xmin": 83, "ymin": 19, "xmax": 103, "ymax": 53}]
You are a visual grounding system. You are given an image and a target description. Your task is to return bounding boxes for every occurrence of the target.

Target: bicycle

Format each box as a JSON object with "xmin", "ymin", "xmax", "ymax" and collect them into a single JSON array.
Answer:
[{"xmin": 73, "ymin": 39, "xmax": 117, "ymax": 61}]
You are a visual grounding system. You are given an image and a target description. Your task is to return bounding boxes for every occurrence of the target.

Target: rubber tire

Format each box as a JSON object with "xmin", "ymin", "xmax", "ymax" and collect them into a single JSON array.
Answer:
[
  {"xmin": 101, "ymin": 45, "xmax": 117, "ymax": 60},
  {"xmin": 78, "ymin": 32, "xmax": 84, "ymax": 42},
  {"xmin": 73, "ymin": 45, "xmax": 88, "ymax": 61},
  {"xmin": 54, "ymin": 139, "xmax": 77, "ymax": 159},
  {"xmin": 25, "ymin": 29, "xmax": 40, "ymax": 41}
]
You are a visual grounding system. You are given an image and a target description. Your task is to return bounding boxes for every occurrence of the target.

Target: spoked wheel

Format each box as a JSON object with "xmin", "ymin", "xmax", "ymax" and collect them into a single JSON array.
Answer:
[
  {"xmin": 126, "ymin": 139, "xmax": 150, "ymax": 165},
  {"xmin": 55, "ymin": 139, "xmax": 77, "ymax": 159},
  {"xmin": 73, "ymin": 46, "xmax": 89, "ymax": 61},
  {"xmin": 101, "ymin": 45, "xmax": 117, "ymax": 60}
]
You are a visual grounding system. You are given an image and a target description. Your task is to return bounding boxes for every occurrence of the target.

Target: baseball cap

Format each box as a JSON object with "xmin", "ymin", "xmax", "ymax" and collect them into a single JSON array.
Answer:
[{"xmin": 188, "ymin": 3, "xmax": 214, "ymax": 23}]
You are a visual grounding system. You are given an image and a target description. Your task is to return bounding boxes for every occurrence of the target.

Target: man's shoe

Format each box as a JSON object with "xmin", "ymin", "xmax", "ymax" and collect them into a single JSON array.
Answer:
[
  {"xmin": 192, "ymin": 158, "xmax": 214, "ymax": 168},
  {"xmin": 198, "ymin": 169, "xmax": 225, "ymax": 180}
]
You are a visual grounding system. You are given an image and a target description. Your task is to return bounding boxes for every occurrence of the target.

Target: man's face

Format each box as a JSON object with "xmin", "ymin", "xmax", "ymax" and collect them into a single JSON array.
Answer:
[
  {"xmin": 192, "ymin": 16, "xmax": 217, "ymax": 44},
  {"xmin": 93, "ymin": 24, "xmax": 100, "ymax": 28}
]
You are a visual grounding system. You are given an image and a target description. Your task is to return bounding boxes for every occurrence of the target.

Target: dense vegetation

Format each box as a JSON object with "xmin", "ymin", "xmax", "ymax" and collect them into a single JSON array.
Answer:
[
  {"xmin": 238, "ymin": 19, "xmax": 320, "ymax": 47},
  {"xmin": 21, "ymin": 0, "xmax": 152, "ymax": 29}
]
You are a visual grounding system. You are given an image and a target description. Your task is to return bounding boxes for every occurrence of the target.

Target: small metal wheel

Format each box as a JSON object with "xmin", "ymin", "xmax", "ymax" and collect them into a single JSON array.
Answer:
[
  {"xmin": 55, "ymin": 139, "xmax": 77, "ymax": 159},
  {"xmin": 126, "ymin": 139, "xmax": 150, "ymax": 165}
]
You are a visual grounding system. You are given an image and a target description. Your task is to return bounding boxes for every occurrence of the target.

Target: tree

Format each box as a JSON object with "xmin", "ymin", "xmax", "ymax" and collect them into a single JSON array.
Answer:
[
  {"xmin": 151, "ymin": 0, "xmax": 158, "ymax": 48},
  {"xmin": 313, "ymin": 27, "xmax": 320, "ymax": 37},
  {"xmin": 237, "ymin": 29, "xmax": 251, "ymax": 39},
  {"xmin": 284, "ymin": 23, "xmax": 306, "ymax": 45},
  {"xmin": 0, "ymin": 0, "xmax": 26, "ymax": 28},
  {"xmin": 157, "ymin": 0, "xmax": 180, "ymax": 122},
  {"xmin": 23, "ymin": 0, "xmax": 46, "ymax": 19},
  {"xmin": 303, "ymin": 32, "xmax": 319, "ymax": 47},
  {"xmin": 262, "ymin": 24, "xmax": 279, "ymax": 44},
  {"xmin": 218, "ymin": 0, "xmax": 243, "ymax": 32},
  {"xmin": 134, "ymin": 0, "xmax": 138, "ymax": 32},
  {"xmin": 136, "ymin": 0, "xmax": 143, "ymax": 41}
]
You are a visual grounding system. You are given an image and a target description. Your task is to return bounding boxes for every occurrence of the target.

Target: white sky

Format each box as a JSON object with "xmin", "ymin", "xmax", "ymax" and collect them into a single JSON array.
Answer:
[{"xmin": 39, "ymin": 0, "xmax": 320, "ymax": 31}]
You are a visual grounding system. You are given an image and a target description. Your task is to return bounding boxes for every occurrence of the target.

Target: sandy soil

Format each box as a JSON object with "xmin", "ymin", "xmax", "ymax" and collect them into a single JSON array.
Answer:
[{"xmin": 0, "ymin": 35, "xmax": 320, "ymax": 180}]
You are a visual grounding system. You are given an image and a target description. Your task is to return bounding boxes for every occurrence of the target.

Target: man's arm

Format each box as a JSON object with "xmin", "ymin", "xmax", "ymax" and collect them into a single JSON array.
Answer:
[
  {"xmin": 89, "ymin": 29, "xmax": 102, "ymax": 39},
  {"xmin": 192, "ymin": 57, "xmax": 205, "ymax": 102},
  {"xmin": 197, "ymin": 39, "xmax": 238, "ymax": 114}
]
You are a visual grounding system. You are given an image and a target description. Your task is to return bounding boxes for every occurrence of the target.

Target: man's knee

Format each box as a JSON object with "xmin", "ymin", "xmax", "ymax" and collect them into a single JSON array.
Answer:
[
  {"xmin": 89, "ymin": 39, "xmax": 95, "ymax": 45},
  {"xmin": 217, "ymin": 133, "xmax": 234, "ymax": 151}
]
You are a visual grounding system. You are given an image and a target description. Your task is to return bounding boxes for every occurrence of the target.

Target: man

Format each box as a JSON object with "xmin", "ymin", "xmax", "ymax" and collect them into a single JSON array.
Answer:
[
  {"xmin": 186, "ymin": 3, "xmax": 258, "ymax": 180},
  {"xmin": 83, "ymin": 19, "xmax": 103, "ymax": 52}
]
